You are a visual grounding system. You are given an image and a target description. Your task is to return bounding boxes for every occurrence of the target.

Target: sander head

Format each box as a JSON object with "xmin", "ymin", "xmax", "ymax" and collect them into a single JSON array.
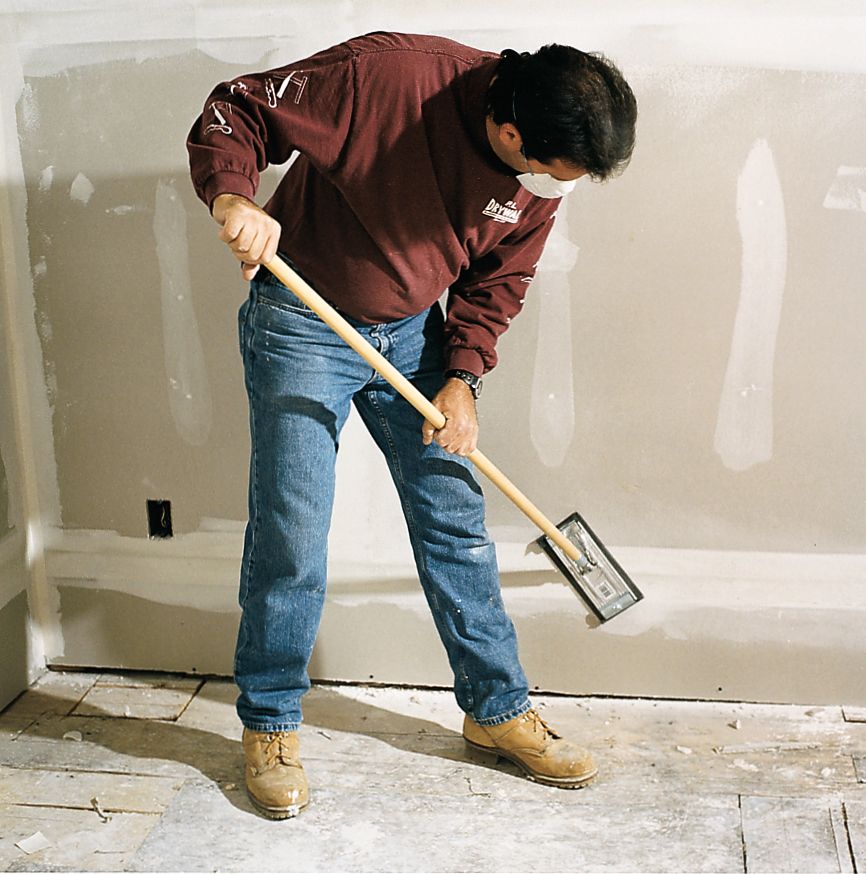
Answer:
[{"xmin": 538, "ymin": 512, "xmax": 643, "ymax": 623}]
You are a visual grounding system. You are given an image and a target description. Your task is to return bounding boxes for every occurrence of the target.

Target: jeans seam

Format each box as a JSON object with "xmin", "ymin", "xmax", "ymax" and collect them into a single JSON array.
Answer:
[
  {"xmin": 257, "ymin": 291, "xmax": 317, "ymax": 319},
  {"xmin": 235, "ymin": 300, "xmax": 259, "ymax": 678},
  {"xmin": 365, "ymin": 391, "xmax": 475, "ymax": 712},
  {"xmin": 472, "ymin": 699, "xmax": 532, "ymax": 727},
  {"xmin": 242, "ymin": 720, "xmax": 302, "ymax": 733}
]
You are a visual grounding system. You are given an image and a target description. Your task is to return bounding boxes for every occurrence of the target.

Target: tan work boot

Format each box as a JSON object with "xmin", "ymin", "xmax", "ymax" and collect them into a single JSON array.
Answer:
[
  {"xmin": 242, "ymin": 728, "xmax": 309, "ymax": 818},
  {"xmin": 463, "ymin": 708, "xmax": 598, "ymax": 788}
]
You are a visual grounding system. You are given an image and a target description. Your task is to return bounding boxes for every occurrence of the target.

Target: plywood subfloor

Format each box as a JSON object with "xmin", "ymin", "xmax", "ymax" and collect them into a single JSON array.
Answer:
[{"xmin": 1, "ymin": 671, "xmax": 865, "ymax": 872}]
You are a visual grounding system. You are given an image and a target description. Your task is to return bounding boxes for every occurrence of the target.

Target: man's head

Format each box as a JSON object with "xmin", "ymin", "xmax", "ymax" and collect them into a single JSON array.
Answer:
[{"xmin": 486, "ymin": 44, "xmax": 637, "ymax": 183}]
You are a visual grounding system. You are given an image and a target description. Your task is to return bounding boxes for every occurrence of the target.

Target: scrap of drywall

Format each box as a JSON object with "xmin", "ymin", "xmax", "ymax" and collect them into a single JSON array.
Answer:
[{"xmin": 714, "ymin": 139, "xmax": 787, "ymax": 472}]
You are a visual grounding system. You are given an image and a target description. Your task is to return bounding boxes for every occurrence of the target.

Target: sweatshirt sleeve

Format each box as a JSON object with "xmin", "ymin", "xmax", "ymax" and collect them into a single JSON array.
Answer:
[
  {"xmin": 187, "ymin": 43, "xmax": 356, "ymax": 211},
  {"xmin": 444, "ymin": 212, "xmax": 557, "ymax": 376}
]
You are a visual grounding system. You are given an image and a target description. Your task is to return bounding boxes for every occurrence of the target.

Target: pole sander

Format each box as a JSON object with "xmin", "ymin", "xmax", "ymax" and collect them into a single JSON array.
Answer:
[{"xmin": 263, "ymin": 256, "xmax": 643, "ymax": 623}]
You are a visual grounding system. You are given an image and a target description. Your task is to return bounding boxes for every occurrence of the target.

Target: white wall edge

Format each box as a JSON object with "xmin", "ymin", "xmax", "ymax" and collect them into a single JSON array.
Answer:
[{"xmin": 0, "ymin": 36, "xmax": 63, "ymax": 667}]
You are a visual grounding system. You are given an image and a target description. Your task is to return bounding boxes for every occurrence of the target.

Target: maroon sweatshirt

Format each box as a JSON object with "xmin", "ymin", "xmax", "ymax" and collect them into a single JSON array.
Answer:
[{"xmin": 187, "ymin": 32, "xmax": 560, "ymax": 376}]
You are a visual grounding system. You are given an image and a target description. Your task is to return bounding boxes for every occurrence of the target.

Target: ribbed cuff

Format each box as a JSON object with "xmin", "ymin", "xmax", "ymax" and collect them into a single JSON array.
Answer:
[
  {"xmin": 445, "ymin": 346, "xmax": 485, "ymax": 377},
  {"xmin": 203, "ymin": 171, "xmax": 257, "ymax": 212}
]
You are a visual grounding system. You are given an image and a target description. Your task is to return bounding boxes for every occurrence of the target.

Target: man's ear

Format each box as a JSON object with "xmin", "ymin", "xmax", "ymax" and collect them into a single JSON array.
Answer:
[{"xmin": 497, "ymin": 121, "xmax": 523, "ymax": 152}]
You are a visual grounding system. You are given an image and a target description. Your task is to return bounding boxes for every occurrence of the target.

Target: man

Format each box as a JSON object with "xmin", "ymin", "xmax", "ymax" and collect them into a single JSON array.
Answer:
[{"xmin": 187, "ymin": 31, "xmax": 636, "ymax": 819}]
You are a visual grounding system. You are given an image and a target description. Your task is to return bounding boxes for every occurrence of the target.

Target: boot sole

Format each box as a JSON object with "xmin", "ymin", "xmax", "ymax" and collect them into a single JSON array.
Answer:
[
  {"xmin": 246, "ymin": 788, "xmax": 309, "ymax": 820},
  {"xmin": 464, "ymin": 737, "xmax": 598, "ymax": 789}
]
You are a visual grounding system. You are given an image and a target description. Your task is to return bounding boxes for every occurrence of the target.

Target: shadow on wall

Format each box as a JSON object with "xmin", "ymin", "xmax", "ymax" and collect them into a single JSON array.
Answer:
[
  {"xmin": 0, "ymin": 447, "xmax": 11, "ymax": 535},
  {"xmin": 0, "ymin": 593, "xmax": 31, "ymax": 710}
]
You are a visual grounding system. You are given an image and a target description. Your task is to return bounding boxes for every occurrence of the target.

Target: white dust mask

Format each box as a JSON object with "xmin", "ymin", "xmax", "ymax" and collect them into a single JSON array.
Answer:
[
  {"xmin": 514, "ymin": 128, "xmax": 578, "ymax": 197},
  {"xmin": 516, "ymin": 171, "xmax": 577, "ymax": 199}
]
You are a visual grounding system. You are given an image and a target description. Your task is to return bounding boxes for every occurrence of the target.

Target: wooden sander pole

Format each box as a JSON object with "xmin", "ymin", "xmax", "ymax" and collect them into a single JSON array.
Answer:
[{"xmin": 263, "ymin": 257, "xmax": 585, "ymax": 565}]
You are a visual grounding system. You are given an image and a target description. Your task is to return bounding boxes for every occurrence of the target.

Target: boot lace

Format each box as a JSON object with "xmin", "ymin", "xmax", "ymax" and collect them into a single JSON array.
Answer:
[
  {"xmin": 523, "ymin": 708, "xmax": 561, "ymax": 741},
  {"xmin": 262, "ymin": 732, "xmax": 297, "ymax": 767}
]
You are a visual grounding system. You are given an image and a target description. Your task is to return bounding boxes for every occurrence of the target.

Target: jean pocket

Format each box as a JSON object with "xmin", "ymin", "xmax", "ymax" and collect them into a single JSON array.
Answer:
[
  {"xmin": 238, "ymin": 297, "xmax": 251, "ymax": 357},
  {"xmin": 253, "ymin": 267, "xmax": 317, "ymax": 317},
  {"xmin": 257, "ymin": 291, "xmax": 316, "ymax": 318}
]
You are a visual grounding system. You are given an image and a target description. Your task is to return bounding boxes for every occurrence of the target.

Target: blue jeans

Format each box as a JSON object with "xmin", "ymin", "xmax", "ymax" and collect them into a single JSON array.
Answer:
[{"xmin": 234, "ymin": 269, "xmax": 531, "ymax": 732}]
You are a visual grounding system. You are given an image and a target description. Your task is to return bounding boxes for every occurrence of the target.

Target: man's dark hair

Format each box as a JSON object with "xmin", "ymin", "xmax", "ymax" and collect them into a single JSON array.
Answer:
[{"xmin": 487, "ymin": 45, "xmax": 637, "ymax": 181}]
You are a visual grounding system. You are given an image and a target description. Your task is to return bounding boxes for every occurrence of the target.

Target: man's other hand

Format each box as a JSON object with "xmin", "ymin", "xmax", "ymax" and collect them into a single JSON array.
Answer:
[
  {"xmin": 422, "ymin": 378, "xmax": 479, "ymax": 457},
  {"xmin": 212, "ymin": 194, "xmax": 282, "ymax": 281}
]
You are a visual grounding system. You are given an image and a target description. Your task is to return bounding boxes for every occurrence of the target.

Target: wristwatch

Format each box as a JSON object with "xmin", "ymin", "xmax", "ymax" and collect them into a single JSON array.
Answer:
[{"xmin": 445, "ymin": 369, "xmax": 483, "ymax": 399}]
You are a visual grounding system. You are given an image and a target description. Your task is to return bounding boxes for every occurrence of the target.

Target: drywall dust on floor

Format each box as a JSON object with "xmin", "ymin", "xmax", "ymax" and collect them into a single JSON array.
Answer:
[{"xmin": 1, "ymin": 671, "xmax": 865, "ymax": 872}]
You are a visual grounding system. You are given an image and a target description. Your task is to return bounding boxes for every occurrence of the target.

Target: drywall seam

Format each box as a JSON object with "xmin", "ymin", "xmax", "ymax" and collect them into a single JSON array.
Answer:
[
  {"xmin": 529, "ymin": 199, "xmax": 578, "ymax": 468},
  {"xmin": 0, "ymin": 36, "xmax": 64, "ymax": 664},
  {"xmin": 154, "ymin": 178, "xmax": 213, "ymax": 446},
  {"xmin": 6, "ymin": 4, "xmax": 866, "ymax": 76},
  {"xmin": 714, "ymin": 139, "xmax": 787, "ymax": 471},
  {"xmin": 44, "ymin": 525, "xmax": 866, "ymax": 612}
]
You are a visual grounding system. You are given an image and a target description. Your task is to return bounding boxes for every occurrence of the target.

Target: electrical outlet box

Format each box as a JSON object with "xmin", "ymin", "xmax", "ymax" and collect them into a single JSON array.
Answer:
[{"xmin": 147, "ymin": 499, "xmax": 173, "ymax": 539}]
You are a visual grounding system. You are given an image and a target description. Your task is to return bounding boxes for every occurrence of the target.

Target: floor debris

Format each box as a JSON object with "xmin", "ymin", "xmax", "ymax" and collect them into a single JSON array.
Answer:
[
  {"xmin": 842, "ymin": 707, "xmax": 866, "ymax": 723},
  {"xmin": 14, "ymin": 832, "xmax": 52, "ymax": 855},
  {"xmin": 727, "ymin": 719, "xmax": 741, "ymax": 730},
  {"xmin": 91, "ymin": 796, "xmax": 113, "ymax": 822},
  {"xmin": 3, "ymin": 672, "xmax": 865, "ymax": 872},
  {"xmin": 713, "ymin": 741, "xmax": 822, "ymax": 754},
  {"xmin": 62, "ymin": 730, "xmax": 84, "ymax": 741}
]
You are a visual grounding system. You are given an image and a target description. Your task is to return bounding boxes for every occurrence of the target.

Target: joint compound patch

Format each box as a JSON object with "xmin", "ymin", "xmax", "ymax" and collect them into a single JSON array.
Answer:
[
  {"xmin": 153, "ymin": 179, "xmax": 213, "ymax": 447},
  {"xmin": 823, "ymin": 166, "xmax": 866, "ymax": 212},
  {"xmin": 713, "ymin": 138, "xmax": 787, "ymax": 472},
  {"xmin": 69, "ymin": 172, "xmax": 94, "ymax": 204}
]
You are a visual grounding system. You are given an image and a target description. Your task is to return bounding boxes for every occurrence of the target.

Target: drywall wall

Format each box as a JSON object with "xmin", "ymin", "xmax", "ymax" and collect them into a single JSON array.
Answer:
[{"xmin": 2, "ymin": 1, "xmax": 865, "ymax": 703}]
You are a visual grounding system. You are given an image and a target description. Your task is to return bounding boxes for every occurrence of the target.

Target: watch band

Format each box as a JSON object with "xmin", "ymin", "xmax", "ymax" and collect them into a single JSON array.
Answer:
[{"xmin": 445, "ymin": 368, "xmax": 483, "ymax": 399}]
